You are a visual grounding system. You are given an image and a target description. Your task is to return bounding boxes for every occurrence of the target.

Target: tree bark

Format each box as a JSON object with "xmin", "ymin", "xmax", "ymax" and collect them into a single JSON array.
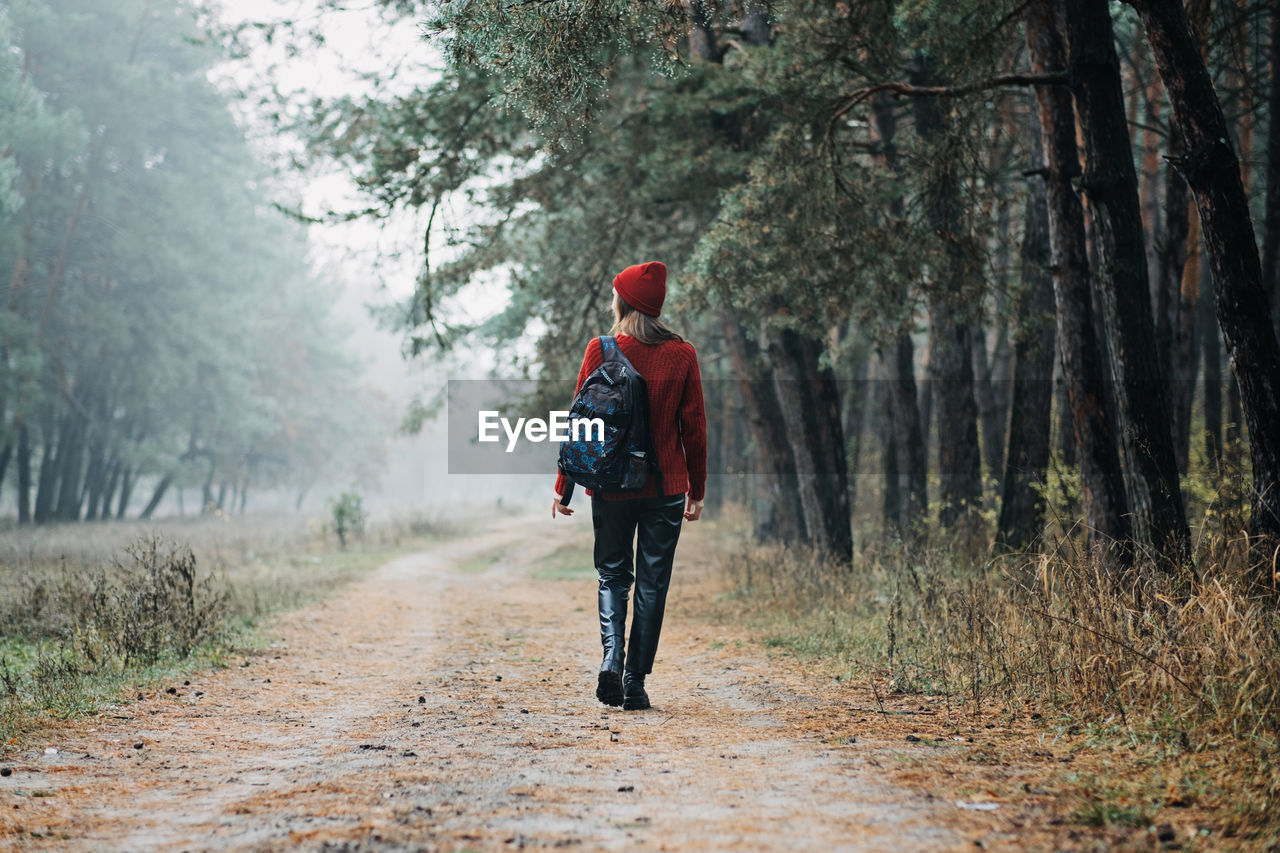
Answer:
[
  {"xmin": 84, "ymin": 453, "xmax": 112, "ymax": 522},
  {"xmin": 864, "ymin": 22, "xmax": 927, "ymax": 535},
  {"xmin": 840, "ymin": 337, "xmax": 871, "ymax": 516},
  {"xmin": 721, "ymin": 314, "xmax": 806, "ymax": 544},
  {"xmin": 880, "ymin": 334, "xmax": 928, "ymax": 534},
  {"xmin": 998, "ymin": 114, "xmax": 1058, "ymax": 551},
  {"xmin": 882, "ymin": 428, "xmax": 901, "ymax": 533},
  {"xmin": 1130, "ymin": 0, "xmax": 1280, "ymax": 548},
  {"xmin": 739, "ymin": 0, "xmax": 770, "ymax": 46},
  {"xmin": 1200, "ymin": 279, "xmax": 1223, "ymax": 476},
  {"xmin": 0, "ymin": 442, "xmax": 9, "ymax": 499},
  {"xmin": 1264, "ymin": 2, "xmax": 1280, "ymax": 344},
  {"xmin": 16, "ymin": 424, "xmax": 31, "ymax": 524},
  {"xmin": 912, "ymin": 52, "xmax": 983, "ymax": 526},
  {"xmin": 1139, "ymin": 54, "xmax": 1165, "ymax": 291},
  {"xmin": 1155, "ymin": 132, "xmax": 1195, "ymax": 474},
  {"xmin": 100, "ymin": 458, "xmax": 122, "ymax": 522},
  {"xmin": 140, "ymin": 473, "xmax": 173, "ymax": 520},
  {"xmin": 1025, "ymin": 0, "xmax": 1132, "ymax": 554},
  {"xmin": 683, "ymin": 0, "xmax": 720, "ymax": 62},
  {"xmin": 34, "ymin": 411, "xmax": 60, "ymax": 524},
  {"xmin": 703, "ymin": 373, "xmax": 726, "ymax": 518},
  {"xmin": 53, "ymin": 411, "xmax": 86, "ymax": 521},
  {"xmin": 1225, "ymin": 375, "xmax": 1244, "ymax": 506},
  {"xmin": 764, "ymin": 327, "xmax": 853, "ymax": 561},
  {"xmin": 1066, "ymin": 0, "xmax": 1190, "ymax": 563},
  {"xmin": 972, "ymin": 323, "xmax": 1006, "ymax": 484},
  {"xmin": 116, "ymin": 467, "xmax": 135, "ymax": 520}
]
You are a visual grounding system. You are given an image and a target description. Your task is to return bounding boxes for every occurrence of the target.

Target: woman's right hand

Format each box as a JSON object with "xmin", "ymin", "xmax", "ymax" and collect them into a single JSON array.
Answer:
[
  {"xmin": 684, "ymin": 496, "xmax": 703, "ymax": 521},
  {"xmin": 552, "ymin": 493, "xmax": 574, "ymax": 518}
]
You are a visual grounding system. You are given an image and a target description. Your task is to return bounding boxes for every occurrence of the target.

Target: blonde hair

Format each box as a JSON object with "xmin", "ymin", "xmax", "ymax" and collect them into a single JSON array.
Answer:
[{"xmin": 610, "ymin": 293, "xmax": 688, "ymax": 345}]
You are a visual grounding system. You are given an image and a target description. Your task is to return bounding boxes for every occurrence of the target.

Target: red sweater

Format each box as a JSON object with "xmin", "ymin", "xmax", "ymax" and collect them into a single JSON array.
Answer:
[{"xmin": 554, "ymin": 335, "xmax": 707, "ymax": 502}]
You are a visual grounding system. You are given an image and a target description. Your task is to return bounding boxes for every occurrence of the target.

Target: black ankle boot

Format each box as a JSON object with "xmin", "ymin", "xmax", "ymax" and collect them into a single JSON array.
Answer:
[
  {"xmin": 596, "ymin": 652, "xmax": 624, "ymax": 707},
  {"xmin": 622, "ymin": 670, "xmax": 650, "ymax": 711}
]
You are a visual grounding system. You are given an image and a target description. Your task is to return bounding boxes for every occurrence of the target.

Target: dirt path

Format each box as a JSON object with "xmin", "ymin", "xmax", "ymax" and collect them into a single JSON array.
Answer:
[{"xmin": 0, "ymin": 516, "xmax": 1011, "ymax": 851}]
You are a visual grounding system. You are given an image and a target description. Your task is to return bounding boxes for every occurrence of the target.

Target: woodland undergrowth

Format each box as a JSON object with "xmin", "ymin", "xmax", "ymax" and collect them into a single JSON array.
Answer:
[{"xmin": 721, "ymin": 492, "xmax": 1280, "ymax": 838}]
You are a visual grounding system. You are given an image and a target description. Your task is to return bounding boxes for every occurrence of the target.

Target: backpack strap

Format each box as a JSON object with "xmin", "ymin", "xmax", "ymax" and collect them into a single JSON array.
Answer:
[
  {"xmin": 559, "ymin": 479, "xmax": 574, "ymax": 507},
  {"xmin": 599, "ymin": 335, "xmax": 619, "ymax": 363},
  {"xmin": 604, "ymin": 334, "xmax": 669, "ymax": 498}
]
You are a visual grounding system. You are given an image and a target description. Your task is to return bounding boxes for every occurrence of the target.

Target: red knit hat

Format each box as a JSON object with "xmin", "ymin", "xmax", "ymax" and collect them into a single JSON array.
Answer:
[{"xmin": 612, "ymin": 261, "xmax": 667, "ymax": 317}]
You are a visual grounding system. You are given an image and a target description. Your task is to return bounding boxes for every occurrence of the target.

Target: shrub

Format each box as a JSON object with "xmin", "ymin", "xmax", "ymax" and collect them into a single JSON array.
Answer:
[{"xmin": 329, "ymin": 489, "xmax": 367, "ymax": 549}]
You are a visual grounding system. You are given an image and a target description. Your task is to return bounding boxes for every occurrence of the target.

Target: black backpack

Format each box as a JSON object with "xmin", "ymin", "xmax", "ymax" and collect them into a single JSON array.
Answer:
[{"xmin": 556, "ymin": 336, "xmax": 662, "ymax": 506}]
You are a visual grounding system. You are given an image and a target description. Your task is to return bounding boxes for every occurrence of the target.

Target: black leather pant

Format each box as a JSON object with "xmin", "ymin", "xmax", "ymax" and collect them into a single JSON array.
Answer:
[{"xmin": 592, "ymin": 493, "xmax": 685, "ymax": 676}]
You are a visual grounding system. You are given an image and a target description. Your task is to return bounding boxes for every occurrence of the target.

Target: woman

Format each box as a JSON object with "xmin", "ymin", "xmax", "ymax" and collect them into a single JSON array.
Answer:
[{"xmin": 552, "ymin": 260, "xmax": 707, "ymax": 711}]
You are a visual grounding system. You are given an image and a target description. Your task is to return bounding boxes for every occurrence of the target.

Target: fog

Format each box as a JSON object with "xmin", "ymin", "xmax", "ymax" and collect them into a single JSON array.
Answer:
[{"xmin": 0, "ymin": 0, "xmax": 551, "ymax": 526}]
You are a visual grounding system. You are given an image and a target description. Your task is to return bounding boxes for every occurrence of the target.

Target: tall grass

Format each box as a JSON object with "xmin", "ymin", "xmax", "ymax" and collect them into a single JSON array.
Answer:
[{"xmin": 722, "ymin": 519, "xmax": 1280, "ymax": 832}]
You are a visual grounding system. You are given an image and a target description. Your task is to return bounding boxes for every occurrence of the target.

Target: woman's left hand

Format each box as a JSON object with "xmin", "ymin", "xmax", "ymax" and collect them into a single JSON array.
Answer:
[
  {"xmin": 552, "ymin": 493, "xmax": 574, "ymax": 518},
  {"xmin": 684, "ymin": 496, "xmax": 703, "ymax": 521}
]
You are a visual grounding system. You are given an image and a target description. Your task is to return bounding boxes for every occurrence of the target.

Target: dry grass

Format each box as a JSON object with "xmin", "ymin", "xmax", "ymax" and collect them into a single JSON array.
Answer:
[
  {"xmin": 718, "ymin": 513, "xmax": 1280, "ymax": 844},
  {"xmin": 0, "ymin": 510, "xmax": 461, "ymax": 740}
]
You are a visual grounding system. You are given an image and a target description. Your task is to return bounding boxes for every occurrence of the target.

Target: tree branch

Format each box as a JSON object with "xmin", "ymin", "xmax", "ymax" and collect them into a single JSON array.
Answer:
[{"xmin": 832, "ymin": 71, "xmax": 1070, "ymax": 121}]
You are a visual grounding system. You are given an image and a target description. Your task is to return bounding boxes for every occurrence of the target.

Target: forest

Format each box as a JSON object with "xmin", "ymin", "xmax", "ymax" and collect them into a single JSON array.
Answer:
[
  {"xmin": 3, "ymin": 0, "xmax": 1280, "ymax": 842},
  {"xmin": 302, "ymin": 0, "xmax": 1279, "ymax": 576},
  {"xmin": 0, "ymin": 0, "xmax": 386, "ymax": 523}
]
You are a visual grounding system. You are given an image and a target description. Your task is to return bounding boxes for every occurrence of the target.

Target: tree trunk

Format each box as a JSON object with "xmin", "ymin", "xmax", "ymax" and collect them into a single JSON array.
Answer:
[
  {"xmin": 739, "ymin": 0, "xmax": 770, "ymax": 46},
  {"xmin": 0, "ymin": 443, "xmax": 10, "ymax": 500},
  {"xmin": 34, "ymin": 411, "xmax": 61, "ymax": 524},
  {"xmin": 912, "ymin": 52, "xmax": 983, "ymax": 526},
  {"xmin": 1131, "ymin": 0, "xmax": 1280, "ymax": 549},
  {"xmin": 81, "ymin": 419, "xmax": 110, "ymax": 522},
  {"xmin": 1139, "ymin": 54, "xmax": 1165, "ymax": 291},
  {"xmin": 998, "ymin": 114, "xmax": 1058, "ymax": 551},
  {"xmin": 990, "ymin": 322, "xmax": 1013, "ymax": 460},
  {"xmin": 721, "ymin": 314, "xmax": 806, "ymax": 544},
  {"xmin": 100, "ymin": 458, "xmax": 122, "ymax": 522},
  {"xmin": 916, "ymin": 339, "xmax": 933, "ymax": 483},
  {"xmin": 1263, "ymin": 2, "xmax": 1280, "ymax": 344},
  {"xmin": 16, "ymin": 424, "xmax": 31, "ymax": 524},
  {"xmin": 882, "ymin": 428, "xmax": 901, "ymax": 534},
  {"xmin": 840, "ymin": 338, "xmax": 871, "ymax": 516},
  {"xmin": 1155, "ymin": 133, "xmax": 1195, "ymax": 474},
  {"xmin": 1225, "ymin": 376, "xmax": 1244, "ymax": 505},
  {"xmin": 683, "ymin": 0, "xmax": 720, "ymax": 62},
  {"xmin": 1066, "ymin": 0, "xmax": 1190, "ymax": 563},
  {"xmin": 703, "ymin": 374, "xmax": 726, "ymax": 518},
  {"xmin": 1025, "ymin": 0, "xmax": 1132, "ymax": 553},
  {"xmin": 1054, "ymin": 361, "xmax": 1076, "ymax": 467},
  {"xmin": 53, "ymin": 412, "xmax": 86, "ymax": 521},
  {"xmin": 201, "ymin": 460, "xmax": 215, "ymax": 511},
  {"xmin": 85, "ymin": 454, "xmax": 113, "ymax": 521},
  {"xmin": 864, "ymin": 36, "xmax": 926, "ymax": 535},
  {"xmin": 1201, "ymin": 282, "xmax": 1223, "ymax": 476},
  {"xmin": 881, "ymin": 333, "xmax": 928, "ymax": 534},
  {"xmin": 764, "ymin": 327, "xmax": 852, "ymax": 561},
  {"xmin": 972, "ymin": 323, "xmax": 1006, "ymax": 485},
  {"xmin": 115, "ymin": 467, "xmax": 134, "ymax": 520},
  {"xmin": 140, "ymin": 473, "xmax": 173, "ymax": 520},
  {"xmin": 926, "ymin": 307, "xmax": 982, "ymax": 526}
]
